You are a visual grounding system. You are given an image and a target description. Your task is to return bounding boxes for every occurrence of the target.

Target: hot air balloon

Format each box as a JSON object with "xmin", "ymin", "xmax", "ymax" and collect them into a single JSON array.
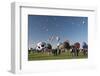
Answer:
[
  {"xmin": 56, "ymin": 36, "xmax": 60, "ymax": 42},
  {"xmin": 36, "ymin": 42, "xmax": 46, "ymax": 51},
  {"xmin": 74, "ymin": 42, "xmax": 80, "ymax": 49},
  {"xmin": 82, "ymin": 42, "xmax": 88, "ymax": 49}
]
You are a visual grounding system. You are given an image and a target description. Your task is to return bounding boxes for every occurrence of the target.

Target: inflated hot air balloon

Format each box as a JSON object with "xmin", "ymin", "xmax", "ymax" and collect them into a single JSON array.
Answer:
[
  {"xmin": 36, "ymin": 42, "xmax": 46, "ymax": 51},
  {"xmin": 46, "ymin": 43, "xmax": 52, "ymax": 49},
  {"xmin": 74, "ymin": 42, "xmax": 80, "ymax": 49},
  {"xmin": 82, "ymin": 42, "xmax": 88, "ymax": 49}
]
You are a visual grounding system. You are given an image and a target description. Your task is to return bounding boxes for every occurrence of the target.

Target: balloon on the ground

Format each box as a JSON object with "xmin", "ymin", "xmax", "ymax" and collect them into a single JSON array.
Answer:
[{"xmin": 36, "ymin": 42, "xmax": 46, "ymax": 51}]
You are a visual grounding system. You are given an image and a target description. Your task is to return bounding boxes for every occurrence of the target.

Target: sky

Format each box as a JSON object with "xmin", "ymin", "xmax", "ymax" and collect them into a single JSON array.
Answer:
[{"xmin": 28, "ymin": 15, "xmax": 88, "ymax": 49}]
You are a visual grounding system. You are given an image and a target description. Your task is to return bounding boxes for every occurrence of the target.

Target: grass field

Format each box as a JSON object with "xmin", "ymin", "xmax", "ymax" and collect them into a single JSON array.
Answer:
[{"xmin": 28, "ymin": 50, "xmax": 88, "ymax": 61}]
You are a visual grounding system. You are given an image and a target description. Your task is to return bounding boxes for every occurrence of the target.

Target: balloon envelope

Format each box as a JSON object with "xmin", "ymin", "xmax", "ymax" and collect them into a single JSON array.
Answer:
[
  {"xmin": 74, "ymin": 42, "xmax": 80, "ymax": 48},
  {"xmin": 82, "ymin": 42, "xmax": 88, "ymax": 49}
]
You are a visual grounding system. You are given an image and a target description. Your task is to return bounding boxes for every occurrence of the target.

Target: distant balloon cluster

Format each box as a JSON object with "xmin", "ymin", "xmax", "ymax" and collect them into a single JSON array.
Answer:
[
  {"xmin": 29, "ymin": 35, "xmax": 88, "ymax": 54},
  {"xmin": 29, "ymin": 39, "xmax": 88, "ymax": 57}
]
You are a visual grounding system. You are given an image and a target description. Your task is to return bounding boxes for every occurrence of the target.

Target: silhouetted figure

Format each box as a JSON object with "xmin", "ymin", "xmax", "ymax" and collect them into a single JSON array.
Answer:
[
  {"xmin": 52, "ymin": 49, "xmax": 58, "ymax": 56},
  {"xmin": 82, "ymin": 42, "xmax": 88, "ymax": 56},
  {"xmin": 76, "ymin": 48, "xmax": 79, "ymax": 56},
  {"xmin": 58, "ymin": 49, "xmax": 61, "ymax": 55},
  {"xmin": 57, "ymin": 46, "xmax": 61, "ymax": 55},
  {"xmin": 82, "ymin": 49, "xmax": 88, "ymax": 56},
  {"xmin": 71, "ymin": 46, "xmax": 75, "ymax": 56},
  {"xmin": 28, "ymin": 50, "xmax": 31, "ymax": 54}
]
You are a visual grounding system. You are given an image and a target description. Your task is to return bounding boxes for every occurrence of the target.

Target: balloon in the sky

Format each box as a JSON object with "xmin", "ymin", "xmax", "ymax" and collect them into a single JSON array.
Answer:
[{"xmin": 56, "ymin": 36, "xmax": 60, "ymax": 42}]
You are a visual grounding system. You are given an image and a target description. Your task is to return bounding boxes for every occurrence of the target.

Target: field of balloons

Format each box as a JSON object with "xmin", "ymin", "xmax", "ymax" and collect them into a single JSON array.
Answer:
[{"xmin": 28, "ymin": 36, "xmax": 88, "ymax": 61}]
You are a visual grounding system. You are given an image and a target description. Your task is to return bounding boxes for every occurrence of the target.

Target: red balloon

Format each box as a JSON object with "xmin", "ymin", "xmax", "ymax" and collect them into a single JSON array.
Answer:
[{"xmin": 74, "ymin": 42, "xmax": 80, "ymax": 48}]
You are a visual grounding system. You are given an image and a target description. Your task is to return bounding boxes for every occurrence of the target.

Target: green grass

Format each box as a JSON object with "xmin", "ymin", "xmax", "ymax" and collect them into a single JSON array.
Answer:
[{"xmin": 28, "ymin": 50, "xmax": 88, "ymax": 61}]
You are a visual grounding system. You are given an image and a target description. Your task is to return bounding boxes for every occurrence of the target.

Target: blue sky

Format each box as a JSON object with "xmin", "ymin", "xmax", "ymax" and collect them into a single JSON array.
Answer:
[{"xmin": 28, "ymin": 15, "xmax": 88, "ymax": 48}]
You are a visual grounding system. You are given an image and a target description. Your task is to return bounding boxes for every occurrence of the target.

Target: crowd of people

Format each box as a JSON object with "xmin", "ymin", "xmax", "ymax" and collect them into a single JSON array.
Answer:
[{"xmin": 28, "ymin": 41, "xmax": 88, "ymax": 57}]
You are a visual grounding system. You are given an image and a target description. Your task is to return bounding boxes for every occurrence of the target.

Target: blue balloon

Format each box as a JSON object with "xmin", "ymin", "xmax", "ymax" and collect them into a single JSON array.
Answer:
[{"xmin": 82, "ymin": 42, "xmax": 88, "ymax": 49}]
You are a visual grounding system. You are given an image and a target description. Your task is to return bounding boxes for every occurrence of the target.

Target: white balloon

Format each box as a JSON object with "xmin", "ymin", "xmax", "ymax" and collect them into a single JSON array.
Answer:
[
  {"xmin": 56, "ymin": 36, "xmax": 60, "ymax": 42},
  {"xmin": 36, "ymin": 42, "xmax": 46, "ymax": 51},
  {"xmin": 57, "ymin": 42, "xmax": 62, "ymax": 46}
]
